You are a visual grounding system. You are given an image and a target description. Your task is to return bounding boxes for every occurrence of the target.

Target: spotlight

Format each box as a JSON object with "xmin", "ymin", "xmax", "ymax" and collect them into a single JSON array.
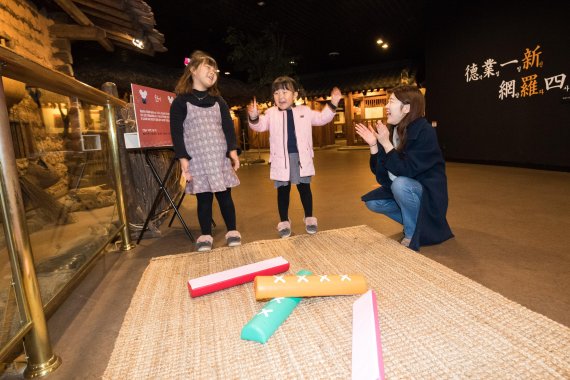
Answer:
[{"xmin": 132, "ymin": 38, "xmax": 144, "ymax": 49}]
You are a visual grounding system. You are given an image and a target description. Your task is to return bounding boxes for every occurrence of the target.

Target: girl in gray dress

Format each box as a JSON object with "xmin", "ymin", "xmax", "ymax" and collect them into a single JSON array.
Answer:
[{"xmin": 170, "ymin": 51, "xmax": 241, "ymax": 252}]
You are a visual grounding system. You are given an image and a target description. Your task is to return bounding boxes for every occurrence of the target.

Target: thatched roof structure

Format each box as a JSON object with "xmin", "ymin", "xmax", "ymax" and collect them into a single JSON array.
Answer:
[{"xmin": 40, "ymin": 0, "xmax": 166, "ymax": 56}]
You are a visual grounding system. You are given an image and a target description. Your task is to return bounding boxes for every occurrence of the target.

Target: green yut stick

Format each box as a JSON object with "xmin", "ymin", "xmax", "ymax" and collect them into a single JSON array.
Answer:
[{"xmin": 241, "ymin": 269, "xmax": 312, "ymax": 344}]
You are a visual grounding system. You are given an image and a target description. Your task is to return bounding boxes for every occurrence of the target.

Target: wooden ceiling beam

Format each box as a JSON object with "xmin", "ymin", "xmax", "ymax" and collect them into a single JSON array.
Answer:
[
  {"xmin": 130, "ymin": 7, "xmax": 156, "ymax": 22},
  {"xmin": 71, "ymin": 0, "xmax": 127, "ymax": 19},
  {"xmin": 132, "ymin": 15, "xmax": 155, "ymax": 28},
  {"xmin": 88, "ymin": 19, "xmax": 140, "ymax": 39},
  {"xmin": 105, "ymin": 30, "xmax": 134, "ymax": 42},
  {"xmin": 53, "ymin": 0, "xmax": 114, "ymax": 51},
  {"xmin": 52, "ymin": 1, "xmax": 165, "ymax": 54},
  {"xmin": 126, "ymin": 0, "xmax": 151, "ymax": 13},
  {"xmin": 80, "ymin": 0, "xmax": 126, "ymax": 11},
  {"xmin": 147, "ymin": 34, "xmax": 165, "ymax": 46},
  {"xmin": 76, "ymin": 4, "xmax": 133, "ymax": 24},
  {"xmin": 149, "ymin": 30, "xmax": 165, "ymax": 43},
  {"xmin": 50, "ymin": 24, "xmax": 103, "ymax": 39},
  {"xmin": 73, "ymin": 0, "xmax": 156, "ymax": 26},
  {"xmin": 54, "ymin": 0, "xmax": 93, "ymax": 26},
  {"xmin": 88, "ymin": 17, "xmax": 153, "ymax": 41},
  {"xmin": 49, "ymin": 24, "xmax": 114, "ymax": 52}
]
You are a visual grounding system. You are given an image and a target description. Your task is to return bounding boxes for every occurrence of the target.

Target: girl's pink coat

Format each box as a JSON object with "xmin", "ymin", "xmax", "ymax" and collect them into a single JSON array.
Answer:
[{"xmin": 249, "ymin": 105, "xmax": 335, "ymax": 181}]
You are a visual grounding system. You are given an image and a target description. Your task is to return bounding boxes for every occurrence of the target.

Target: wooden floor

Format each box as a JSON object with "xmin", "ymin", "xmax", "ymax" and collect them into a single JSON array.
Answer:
[{"xmin": 3, "ymin": 148, "xmax": 569, "ymax": 379}]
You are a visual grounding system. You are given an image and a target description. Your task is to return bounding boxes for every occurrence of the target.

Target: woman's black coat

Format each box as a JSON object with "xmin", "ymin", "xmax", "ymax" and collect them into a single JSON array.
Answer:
[{"xmin": 361, "ymin": 117, "xmax": 454, "ymax": 251}]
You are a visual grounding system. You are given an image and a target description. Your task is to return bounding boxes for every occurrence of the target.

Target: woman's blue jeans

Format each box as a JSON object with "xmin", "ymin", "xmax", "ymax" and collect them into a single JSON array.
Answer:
[{"xmin": 365, "ymin": 177, "xmax": 423, "ymax": 239}]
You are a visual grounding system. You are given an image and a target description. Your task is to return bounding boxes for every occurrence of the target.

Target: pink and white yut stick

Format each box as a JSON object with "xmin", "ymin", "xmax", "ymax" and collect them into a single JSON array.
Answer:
[
  {"xmin": 352, "ymin": 290, "xmax": 385, "ymax": 380},
  {"xmin": 187, "ymin": 257, "xmax": 290, "ymax": 297}
]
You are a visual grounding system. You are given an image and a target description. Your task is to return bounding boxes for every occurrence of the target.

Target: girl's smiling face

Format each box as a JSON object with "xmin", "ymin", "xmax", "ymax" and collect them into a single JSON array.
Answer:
[
  {"xmin": 385, "ymin": 93, "xmax": 410, "ymax": 125},
  {"xmin": 274, "ymin": 87, "xmax": 298, "ymax": 110},
  {"xmin": 192, "ymin": 62, "xmax": 218, "ymax": 90}
]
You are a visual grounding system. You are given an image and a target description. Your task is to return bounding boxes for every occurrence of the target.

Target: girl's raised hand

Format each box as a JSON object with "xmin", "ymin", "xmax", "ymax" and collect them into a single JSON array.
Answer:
[
  {"xmin": 330, "ymin": 87, "xmax": 342, "ymax": 106},
  {"xmin": 247, "ymin": 97, "xmax": 259, "ymax": 119},
  {"xmin": 355, "ymin": 122, "xmax": 379, "ymax": 147}
]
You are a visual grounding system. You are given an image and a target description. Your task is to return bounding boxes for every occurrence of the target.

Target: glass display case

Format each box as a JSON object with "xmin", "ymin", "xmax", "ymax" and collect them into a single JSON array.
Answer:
[{"xmin": 0, "ymin": 45, "xmax": 131, "ymax": 374}]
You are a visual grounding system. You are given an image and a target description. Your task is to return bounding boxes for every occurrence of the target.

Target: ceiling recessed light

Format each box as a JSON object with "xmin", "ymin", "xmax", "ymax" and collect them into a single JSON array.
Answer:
[
  {"xmin": 381, "ymin": 43, "xmax": 389, "ymax": 49},
  {"xmin": 376, "ymin": 39, "xmax": 383, "ymax": 45},
  {"xmin": 257, "ymin": 1, "xmax": 265, "ymax": 6},
  {"xmin": 328, "ymin": 51, "xmax": 340, "ymax": 57},
  {"xmin": 224, "ymin": 71, "xmax": 231, "ymax": 75},
  {"xmin": 132, "ymin": 38, "xmax": 144, "ymax": 49}
]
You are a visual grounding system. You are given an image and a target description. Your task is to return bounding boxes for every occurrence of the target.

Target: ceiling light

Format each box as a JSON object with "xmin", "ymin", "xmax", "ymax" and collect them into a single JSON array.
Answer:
[
  {"xmin": 381, "ymin": 43, "xmax": 389, "ymax": 49},
  {"xmin": 132, "ymin": 38, "xmax": 144, "ymax": 49},
  {"xmin": 224, "ymin": 72, "xmax": 231, "ymax": 75},
  {"xmin": 328, "ymin": 51, "xmax": 340, "ymax": 57},
  {"xmin": 257, "ymin": 1, "xmax": 265, "ymax": 5},
  {"xmin": 376, "ymin": 39, "xmax": 383, "ymax": 45}
]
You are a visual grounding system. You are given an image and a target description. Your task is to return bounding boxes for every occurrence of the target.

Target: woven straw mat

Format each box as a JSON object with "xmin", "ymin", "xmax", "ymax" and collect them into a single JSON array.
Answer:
[{"xmin": 103, "ymin": 225, "xmax": 570, "ymax": 379}]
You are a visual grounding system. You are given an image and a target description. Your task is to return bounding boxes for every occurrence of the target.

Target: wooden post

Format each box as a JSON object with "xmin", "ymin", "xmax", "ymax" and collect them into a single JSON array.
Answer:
[{"xmin": 345, "ymin": 92, "xmax": 355, "ymax": 146}]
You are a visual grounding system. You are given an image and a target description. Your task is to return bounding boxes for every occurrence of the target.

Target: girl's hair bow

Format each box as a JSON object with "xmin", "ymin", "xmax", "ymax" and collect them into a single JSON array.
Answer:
[{"xmin": 184, "ymin": 57, "xmax": 191, "ymax": 66}]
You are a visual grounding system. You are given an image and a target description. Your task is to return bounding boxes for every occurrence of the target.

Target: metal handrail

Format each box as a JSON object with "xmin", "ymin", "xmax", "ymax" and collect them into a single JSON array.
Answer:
[{"xmin": 0, "ymin": 46, "xmax": 126, "ymax": 107}]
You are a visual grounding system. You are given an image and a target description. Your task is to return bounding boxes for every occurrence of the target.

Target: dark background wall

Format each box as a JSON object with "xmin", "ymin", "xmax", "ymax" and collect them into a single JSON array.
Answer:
[{"xmin": 426, "ymin": 1, "xmax": 570, "ymax": 170}]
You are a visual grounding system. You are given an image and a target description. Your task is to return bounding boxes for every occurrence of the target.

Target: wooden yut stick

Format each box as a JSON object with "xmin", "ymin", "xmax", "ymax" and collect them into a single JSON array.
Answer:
[
  {"xmin": 254, "ymin": 274, "xmax": 367, "ymax": 300},
  {"xmin": 188, "ymin": 257, "xmax": 290, "ymax": 297},
  {"xmin": 352, "ymin": 290, "xmax": 385, "ymax": 380}
]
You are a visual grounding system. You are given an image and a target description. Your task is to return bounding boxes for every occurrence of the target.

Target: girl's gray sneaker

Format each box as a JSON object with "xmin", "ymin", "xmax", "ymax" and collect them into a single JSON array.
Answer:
[
  {"xmin": 225, "ymin": 230, "xmax": 242, "ymax": 247},
  {"xmin": 304, "ymin": 217, "xmax": 318, "ymax": 235},
  {"xmin": 277, "ymin": 220, "xmax": 291, "ymax": 238},
  {"xmin": 196, "ymin": 235, "xmax": 213, "ymax": 252}
]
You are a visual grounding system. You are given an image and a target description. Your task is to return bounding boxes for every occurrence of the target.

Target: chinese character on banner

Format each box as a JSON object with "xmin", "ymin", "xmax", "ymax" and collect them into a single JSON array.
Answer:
[
  {"xmin": 465, "ymin": 63, "xmax": 481, "ymax": 82},
  {"xmin": 482, "ymin": 58, "xmax": 499, "ymax": 78},
  {"xmin": 500, "ymin": 59, "xmax": 518, "ymax": 67},
  {"xmin": 544, "ymin": 74, "xmax": 566, "ymax": 91},
  {"xmin": 522, "ymin": 45, "xmax": 543, "ymax": 70},
  {"xmin": 499, "ymin": 80, "xmax": 518, "ymax": 100},
  {"xmin": 520, "ymin": 74, "xmax": 540, "ymax": 97}
]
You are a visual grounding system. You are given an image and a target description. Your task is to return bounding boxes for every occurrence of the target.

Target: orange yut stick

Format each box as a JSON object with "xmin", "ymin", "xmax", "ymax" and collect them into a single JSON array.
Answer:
[{"xmin": 254, "ymin": 274, "xmax": 367, "ymax": 300}]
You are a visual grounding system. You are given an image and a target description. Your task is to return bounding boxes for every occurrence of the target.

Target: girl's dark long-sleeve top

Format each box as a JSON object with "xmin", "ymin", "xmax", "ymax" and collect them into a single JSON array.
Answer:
[
  {"xmin": 361, "ymin": 117, "xmax": 453, "ymax": 251},
  {"xmin": 170, "ymin": 91, "xmax": 239, "ymax": 159}
]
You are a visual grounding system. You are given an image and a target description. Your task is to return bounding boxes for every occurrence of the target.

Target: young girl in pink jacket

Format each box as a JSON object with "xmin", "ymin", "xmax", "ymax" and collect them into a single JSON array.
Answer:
[{"xmin": 247, "ymin": 76, "xmax": 342, "ymax": 238}]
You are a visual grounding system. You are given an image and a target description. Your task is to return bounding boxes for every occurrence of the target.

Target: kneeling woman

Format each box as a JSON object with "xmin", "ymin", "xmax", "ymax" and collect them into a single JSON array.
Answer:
[{"xmin": 355, "ymin": 85, "xmax": 453, "ymax": 251}]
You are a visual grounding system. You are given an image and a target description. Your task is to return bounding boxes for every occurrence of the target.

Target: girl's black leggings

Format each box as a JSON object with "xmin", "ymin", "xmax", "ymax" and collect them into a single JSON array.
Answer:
[
  {"xmin": 277, "ymin": 183, "xmax": 312, "ymax": 222},
  {"xmin": 195, "ymin": 189, "xmax": 236, "ymax": 235}
]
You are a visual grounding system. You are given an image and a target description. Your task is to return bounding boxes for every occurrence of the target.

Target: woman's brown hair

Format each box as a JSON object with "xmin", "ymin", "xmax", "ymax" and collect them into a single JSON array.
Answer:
[
  {"xmin": 388, "ymin": 85, "xmax": 425, "ymax": 152},
  {"xmin": 174, "ymin": 50, "xmax": 221, "ymax": 96}
]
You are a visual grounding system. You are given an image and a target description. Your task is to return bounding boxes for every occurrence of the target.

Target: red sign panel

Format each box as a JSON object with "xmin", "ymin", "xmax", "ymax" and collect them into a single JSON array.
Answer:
[{"xmin": 131, "ymin": 83, "xmax": 175, "ymax": 148}]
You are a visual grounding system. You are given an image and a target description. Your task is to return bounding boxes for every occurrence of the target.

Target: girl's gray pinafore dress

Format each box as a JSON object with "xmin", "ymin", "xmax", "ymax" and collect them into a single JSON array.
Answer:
[{"xmin": 183, "ymin": 102, "xmax": 239, "ymax": 194}]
